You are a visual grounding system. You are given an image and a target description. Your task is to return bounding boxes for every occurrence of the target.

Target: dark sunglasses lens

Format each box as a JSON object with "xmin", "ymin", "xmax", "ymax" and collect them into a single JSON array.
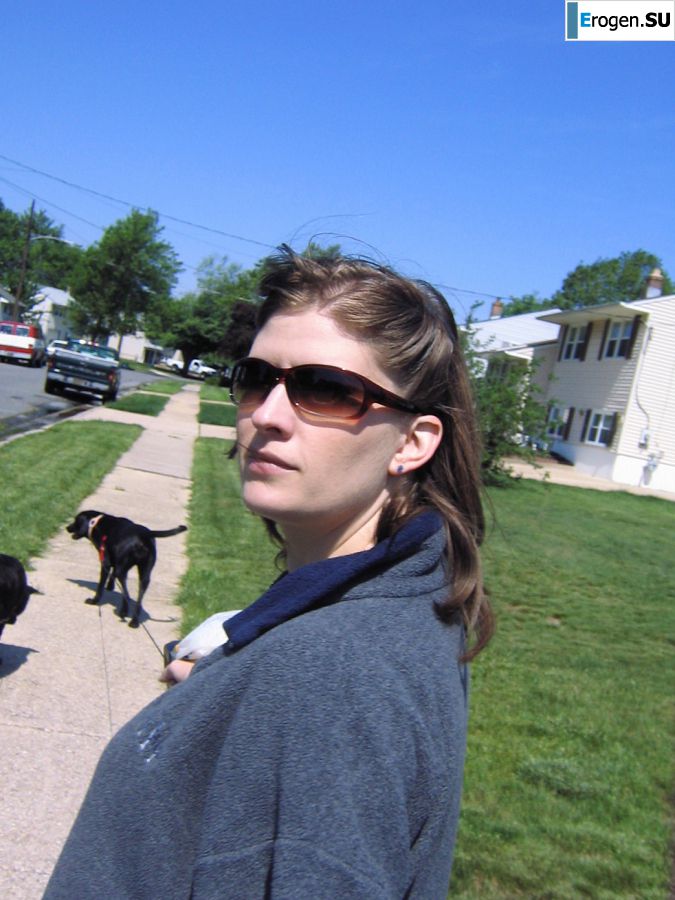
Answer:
[
  {"xmin": 231, "ymin": 360, "xmax": 275, "ymax": 407},
  {"xmin": 288, "ymin": 367, "xmax": 365, "ymax": 418}
]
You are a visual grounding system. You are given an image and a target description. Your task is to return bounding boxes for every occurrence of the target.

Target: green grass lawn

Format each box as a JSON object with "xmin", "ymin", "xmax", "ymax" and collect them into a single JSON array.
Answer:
[
  {"xmin": 178, "ymin": 445, "xmax": 674, "ymax": 898},
  {"xmin": 107, "ymin": 393, "xmax": 170, "ymax": 416},
  {"xmin": 200, "ymin": 383, "xmax": 231, "ymax": 403},
  {"xmin": 452, "ymin": 480, "xmax": 675, "ymax": 899},
  {"xmin": 198, "ymin": 401, "xmax": 237, "ymax": 427},
  {"xmin": 0, "ymin": 421, "xmax": 141, "ymax": 563},
  {"xmin": 175, "ymin": 438, "xmax": 275, "ymax": 633},
  {"xmin": 136, "ymin": 380, "xmax": 185, "ymax": 395}
]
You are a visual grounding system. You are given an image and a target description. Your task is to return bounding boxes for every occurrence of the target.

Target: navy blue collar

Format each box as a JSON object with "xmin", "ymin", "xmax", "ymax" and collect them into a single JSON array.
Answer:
[{"xmin": 224, "ymin": 511, "xmax": 443, "ymax": 652}]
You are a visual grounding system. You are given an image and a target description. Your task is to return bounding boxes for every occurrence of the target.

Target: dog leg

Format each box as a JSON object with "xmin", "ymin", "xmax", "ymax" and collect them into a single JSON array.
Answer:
[
  {"xmin": 106, "ymin": 569, "xmax": 116, "ymax": 591},
  {"xmin": 86, "ymin": 565, "xmax": 111, "ymax": 606},
  {"xmin": 117, "ymin": 572, "xmax": 131, "ymax": 622},
  {"xmin": 117, "ymin": 574, "xmax": 133, "ymax": 625},
  {"xmin": 128, "ymin": 566, "xmax": 152, "ymax": 629}
]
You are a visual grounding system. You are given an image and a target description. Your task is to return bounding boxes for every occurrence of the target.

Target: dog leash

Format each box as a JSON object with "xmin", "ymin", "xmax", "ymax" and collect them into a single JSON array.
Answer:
[{"xmin": 141, "ymin": 621, "xmax": 166, "ymax": 660}]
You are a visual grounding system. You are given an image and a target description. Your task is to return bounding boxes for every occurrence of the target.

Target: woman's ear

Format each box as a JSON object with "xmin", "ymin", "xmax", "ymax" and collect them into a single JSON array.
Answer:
[{"xmin": 388, "ymin": 415, "xmax": 443, "ymax": 476}]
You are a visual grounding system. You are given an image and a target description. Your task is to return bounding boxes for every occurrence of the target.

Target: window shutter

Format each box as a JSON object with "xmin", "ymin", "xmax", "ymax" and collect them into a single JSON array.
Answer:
[
  {"xmin": 606, "ymin": 412, "xmax": 620, "ymax": 447},
  {"xmin": 557, "ymin": 325, "xmax": 568, "ymax": 362},
  {"xmin": 580, "ymin": 410, "xmax": 591, "ymax": 442},
  {"xmin": 579, "ymin": 323, "xmax": 593, "ymax": 361},
  {"xmin": 625, "ymin": 316, "xmax": 641, "ymax": 359},
  {"xmin": 597, "ymin": 320, "xmax": 609, "ymax": 360},
  {"xmin": 563, "ymin": 407, "xmax": 575, "ymax": 440}
]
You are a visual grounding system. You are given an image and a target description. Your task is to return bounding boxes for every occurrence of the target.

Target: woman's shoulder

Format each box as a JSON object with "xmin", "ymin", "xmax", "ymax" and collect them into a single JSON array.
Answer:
[{"xmin": 243, "ymin": 593, "xmax": 465, "ymax": 701}]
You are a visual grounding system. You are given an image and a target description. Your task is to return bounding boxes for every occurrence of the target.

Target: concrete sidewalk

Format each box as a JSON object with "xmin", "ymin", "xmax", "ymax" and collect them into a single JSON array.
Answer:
[
  {"xmin": 505, "ymin": 456, "xmax": 675, "ymax": 502},
  {"xmin": 0, "ymin": 384, "xmax": 234, "ymax": 897}
]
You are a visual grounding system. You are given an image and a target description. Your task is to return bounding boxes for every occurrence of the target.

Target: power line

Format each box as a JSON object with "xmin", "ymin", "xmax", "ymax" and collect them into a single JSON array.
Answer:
[
  {"xmin": 0, "ymin": 153, "xmax": 518, "ymax": 306},
  {"xmin": 0, "ymin": 175, "xmax": 106, "ymax": 233},
  {"xmin": 0, "ymin": 152, "xmax": 276, "ymax": 252}
]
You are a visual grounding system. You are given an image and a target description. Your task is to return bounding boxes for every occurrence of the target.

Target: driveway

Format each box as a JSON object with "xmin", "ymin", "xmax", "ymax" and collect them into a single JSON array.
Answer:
[{"xmin": 506, "ymin": 456, "xmax": 675, "ymax": 502}]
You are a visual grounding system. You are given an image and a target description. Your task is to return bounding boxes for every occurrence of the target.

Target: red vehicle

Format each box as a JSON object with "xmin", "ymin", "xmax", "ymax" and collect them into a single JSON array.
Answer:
[{"xmin": 0, "ymin": 320, "xmax": 46, "ymax": 367}]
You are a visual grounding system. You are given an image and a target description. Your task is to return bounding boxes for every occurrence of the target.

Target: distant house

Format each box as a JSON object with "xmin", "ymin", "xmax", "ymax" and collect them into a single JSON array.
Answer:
[
  {"xmin": 106, "ymin": 331, "xmax": 165, "ymax": 366},
  {"xmin": 0, "ymin": 286, "xmax": 17, "ymax": 319},
  {"xmin": 468, "ymin": 299, "xmax": 560, "ymax": 397},
  {"xmin": 30, "ymin": 286, "xmax": 76, "ymax": 343},
  {"xmin": 469, "ymin": 270, "xmax": 675, "ymax": 493}
]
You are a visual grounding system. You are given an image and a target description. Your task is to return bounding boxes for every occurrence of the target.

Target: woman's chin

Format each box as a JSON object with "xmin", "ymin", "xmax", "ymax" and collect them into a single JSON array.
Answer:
[{"xmin": 241, "ymin": 485, "xmax": 291, "ymax": 522}]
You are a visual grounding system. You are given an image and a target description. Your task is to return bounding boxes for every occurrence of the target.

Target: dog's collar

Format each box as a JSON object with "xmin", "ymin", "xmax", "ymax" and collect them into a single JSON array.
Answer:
[{"xmin": 88, "ymin": 515, "xmax": 103, "ymax": 540}]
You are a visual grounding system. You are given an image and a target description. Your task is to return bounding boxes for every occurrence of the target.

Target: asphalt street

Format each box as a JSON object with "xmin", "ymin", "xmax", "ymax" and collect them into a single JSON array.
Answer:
[{"xmin": 0, "ymin": 361, "xmax": 173, "ymax": 438}]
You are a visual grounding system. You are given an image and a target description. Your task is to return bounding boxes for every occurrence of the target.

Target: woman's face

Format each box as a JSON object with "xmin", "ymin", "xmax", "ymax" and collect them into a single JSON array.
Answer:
[{"xmin": 236, "ymin": 308, "xmax": 413, "ymax": 566}]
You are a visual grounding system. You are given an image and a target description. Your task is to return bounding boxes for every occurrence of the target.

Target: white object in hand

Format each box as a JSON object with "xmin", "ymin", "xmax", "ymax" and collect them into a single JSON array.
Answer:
[{"xmin": 174, "ymin": 610, "xmax": 241, "ymax": 660}]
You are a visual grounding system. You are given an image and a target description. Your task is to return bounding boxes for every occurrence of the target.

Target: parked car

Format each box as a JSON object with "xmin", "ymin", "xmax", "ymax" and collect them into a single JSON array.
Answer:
[
  {"xmin": 161, "ymin": 356, "xmax": 183, "ymax": 371},
  {"xmin": 47, "ymin": 339, "xmax": 69, "ymax": 357},
  {"xmin": 187, "ymin": 359, "xmax": 217, "ymax": 379},
  {"xmin": 0, "ymin": 320, "xmax": 46, "ymax": 367},
  {"xmin": 45, "ymin": 339, "xmax": 120, "ymax": 402}
]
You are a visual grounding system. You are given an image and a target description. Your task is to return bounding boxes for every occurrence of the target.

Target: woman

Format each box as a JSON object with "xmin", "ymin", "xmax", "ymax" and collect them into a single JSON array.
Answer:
[{"xmin": 46, "ymin": 247, "xmax": 493, "ymax": 899}]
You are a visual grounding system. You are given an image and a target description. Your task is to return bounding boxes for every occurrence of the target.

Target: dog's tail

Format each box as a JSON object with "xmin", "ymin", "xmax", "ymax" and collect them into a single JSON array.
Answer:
[{"xmin": 151, "ymin": 525, "xmax": 188, "ymax": 539}]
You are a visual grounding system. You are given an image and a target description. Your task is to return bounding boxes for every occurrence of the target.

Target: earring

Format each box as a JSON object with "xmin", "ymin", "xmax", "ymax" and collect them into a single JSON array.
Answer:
[{"xmin": 396, "ymin": 464, "xmax": 404, "ymax": 474}]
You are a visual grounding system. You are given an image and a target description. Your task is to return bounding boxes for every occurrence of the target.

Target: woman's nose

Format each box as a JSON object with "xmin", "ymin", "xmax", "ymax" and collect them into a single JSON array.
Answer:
[{"xmin": 250, "ymin": 382, "xmax": 294, "ymax": 431}]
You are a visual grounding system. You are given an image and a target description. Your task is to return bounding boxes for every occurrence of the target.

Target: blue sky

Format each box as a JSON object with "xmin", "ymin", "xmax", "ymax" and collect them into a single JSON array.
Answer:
[{"xmin": 2, "ymin": 1, "xmax": 673, "ymax": 320}]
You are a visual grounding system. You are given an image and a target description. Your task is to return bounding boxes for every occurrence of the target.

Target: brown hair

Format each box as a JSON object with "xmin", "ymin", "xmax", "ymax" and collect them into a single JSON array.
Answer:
[{"xmin": 254, "ymin": 246, "xmax": 493, "ymax": 658}]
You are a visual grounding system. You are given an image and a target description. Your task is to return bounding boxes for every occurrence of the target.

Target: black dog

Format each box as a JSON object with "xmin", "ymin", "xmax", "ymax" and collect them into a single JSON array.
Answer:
[
  {"xmin": 67, "ymin": 510, "xmax": 187, "ymax": 628},
  {"xmin": 0, "ymin": 554, "xmax": 39, "ymax": 660}
]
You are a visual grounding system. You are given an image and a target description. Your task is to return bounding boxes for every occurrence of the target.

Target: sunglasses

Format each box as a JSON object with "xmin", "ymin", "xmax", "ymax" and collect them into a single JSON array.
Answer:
[{"xmin": 230, "ymin": 357, "xmax": 422, "ymax": 420}]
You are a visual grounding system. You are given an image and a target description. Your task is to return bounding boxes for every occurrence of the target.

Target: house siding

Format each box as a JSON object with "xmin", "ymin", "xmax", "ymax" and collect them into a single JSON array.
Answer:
[
  {"xmin": 547, "ymin": 316, "xmax": 641, "ymax": 430},
  {"xmin": 615, "ymin": 297, "xmax": 675, "ymax": 490},
  {"xmin": 531, "ymin": 344, "xmax": 557, "ymax": 395},
  {"xmin": 547, "ymin": 296, "xmax": 675, "ymax": 492}
]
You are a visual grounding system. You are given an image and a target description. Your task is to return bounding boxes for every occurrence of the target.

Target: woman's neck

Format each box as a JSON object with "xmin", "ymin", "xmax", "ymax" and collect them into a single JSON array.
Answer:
[{"xmin": 283, "ymin": 505, "xmax": 384, "ymax": 572}]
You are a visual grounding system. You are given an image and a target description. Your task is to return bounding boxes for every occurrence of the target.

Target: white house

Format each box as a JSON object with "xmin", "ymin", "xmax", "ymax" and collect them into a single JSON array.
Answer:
[
  {"xmin": 539, "ymin": 271, "xmax": 675, "ymax": 493},
  {"xmin": 468, "ymin": 299, "xmax": 561, "ymax": 396},
  {"xmin": 470, "ymin": 271, "xmax": 675, "ymax": 493},
  {"xmin": 106, "ymin": 330, "xmax": 165, "ymax": 366},
  {"xmin": 30, "ymin": 286, "xmax": 76, "ymax": 342},
  {"xmin": 0, "ymin": 286, "xmax": 16, "ymax": 320},
  {"xmin": 10, "ymin": 284, "xmax": 166, "ymax": 365}
]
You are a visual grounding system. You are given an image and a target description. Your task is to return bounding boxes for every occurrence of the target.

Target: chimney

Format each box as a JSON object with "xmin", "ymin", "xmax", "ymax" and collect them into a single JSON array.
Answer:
[
  {"xmin": 643, "ymin": 268, "xmax": 664, "ymax": 299},
  {"xmin": 489, "ymin": 298, "xmax": 504, "ymax": 319}
]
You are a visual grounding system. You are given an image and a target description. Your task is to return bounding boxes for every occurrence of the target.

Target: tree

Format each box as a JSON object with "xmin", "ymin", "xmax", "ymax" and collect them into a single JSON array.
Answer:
[
  {"xmin": 146, "ymin": 256, "xmax": 261, "ymax": 371},
  {"xmin": 552, "ymin": 249, "xmax": 673, "ymax": 309},
  {"xmin": 502, "ymin": 250, "xmax": 673, "ymax": 319},
  {"xmin": 67, "ymin": 210, "xmax": 180, "ymax": 343},
  {"xmin": 218, "ymin": 300, "xmax": 258, "ymax": 361},
  {"xmin": 461, "ymin": 309, "xmax": 548, "ymax": 484},
  {"xmin": 501, "ymin": 291, "xmax": 555, "ymax": 318},
  {"xmin": 0, "ymin": 199, "xmax": 82, "ymax": 314}
]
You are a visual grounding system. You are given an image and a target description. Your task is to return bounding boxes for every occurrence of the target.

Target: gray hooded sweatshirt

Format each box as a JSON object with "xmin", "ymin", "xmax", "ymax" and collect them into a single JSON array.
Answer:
[{"xmin": 45, "ymin": 515, "xmax": 468, "ymax": 899}]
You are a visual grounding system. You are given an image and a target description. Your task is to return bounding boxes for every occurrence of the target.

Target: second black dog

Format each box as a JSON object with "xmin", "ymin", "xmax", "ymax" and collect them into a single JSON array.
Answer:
[
  {"xmin": 0, "ymin": 554, "xmax": 39, "ymax": 661},
  {"xmin": 67, "ymin": 510, "xmax": 187, "ymax": 628}
]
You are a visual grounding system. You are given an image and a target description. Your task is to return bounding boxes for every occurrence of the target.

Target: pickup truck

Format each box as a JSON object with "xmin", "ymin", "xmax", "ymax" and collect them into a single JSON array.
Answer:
[
  {"xmin": 44, "ymin": 339, "xmax": 121, "ymax": 402},
  {"xmin": 188, "ymin": 359, "xmax": 217, "ymax": 379},
  {"xmin": 168, "ymin": 358, "xmax": 217, "ymax": 379},
  {"xmin": 0, "ymin": 320, "xmax": 46, "ymax": 367}
]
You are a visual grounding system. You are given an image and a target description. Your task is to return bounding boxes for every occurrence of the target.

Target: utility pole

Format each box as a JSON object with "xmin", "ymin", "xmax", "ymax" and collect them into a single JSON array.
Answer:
[{"xmin": 13, "ymin": 199, "xmax": 35, "ymax": 320}]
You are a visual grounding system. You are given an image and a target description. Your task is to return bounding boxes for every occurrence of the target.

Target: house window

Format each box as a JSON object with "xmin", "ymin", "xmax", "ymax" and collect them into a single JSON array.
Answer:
[
  {"xmin": 486, "ymin": 358, "xmax": 510, "ymax": 380},
  {"xmin": 604, "ymin": 320, "xmax": 632, "ymax": 359},
  {"xmin": 586, "ymin": 412, "xmax": 615, "ymax": 446},
  {"xmin": 547, "ymin": 406, "xmax": 567, "ymax": 439},
  {"xmin": 563, "ymin": 325, "xmax": 587, "ymax": 360}
]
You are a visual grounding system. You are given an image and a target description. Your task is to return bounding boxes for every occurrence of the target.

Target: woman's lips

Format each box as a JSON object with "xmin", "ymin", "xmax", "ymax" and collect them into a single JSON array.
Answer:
[{"xmin": 246, "ymin": 449, "xmax": 296, "ymax": 473}]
